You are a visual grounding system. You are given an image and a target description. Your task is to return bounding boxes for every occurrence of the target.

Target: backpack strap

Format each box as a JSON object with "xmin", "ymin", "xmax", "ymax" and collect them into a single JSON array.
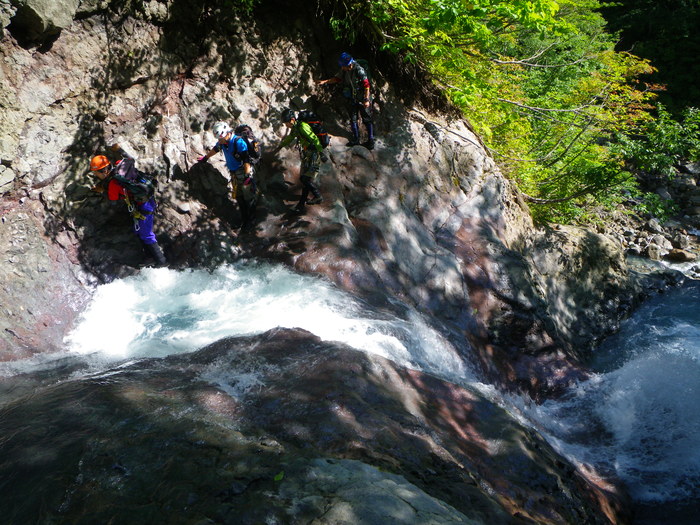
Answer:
[{"xmin": 232, "ymin": 136, "xmax": 250, "ymax": 163}]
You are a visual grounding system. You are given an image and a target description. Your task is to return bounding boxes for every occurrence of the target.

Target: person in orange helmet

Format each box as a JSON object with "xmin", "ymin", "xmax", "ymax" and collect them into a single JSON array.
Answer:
[{"xmin": 89, "ymin": 144, "xmax": 166, "ymax": 266}]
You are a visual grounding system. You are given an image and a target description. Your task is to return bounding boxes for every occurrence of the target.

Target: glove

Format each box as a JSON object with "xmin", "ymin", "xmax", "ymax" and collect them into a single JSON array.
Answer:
[
  {"xmin": 197, "ymin": 155, "xmax": 208, "ymax": 163},
  {"xmin": 320, "ymin": 152, "xmax": 328, "ymax": 163}
]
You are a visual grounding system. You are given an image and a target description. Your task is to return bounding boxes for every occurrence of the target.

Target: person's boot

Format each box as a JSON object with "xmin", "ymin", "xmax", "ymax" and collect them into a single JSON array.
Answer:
[
  {"xmin": 145, "ymin": 242, "xmax": 167, "ymax": 267},
  {"xmin": 306, "ymin": 182, "xmax": 322, "ymax": 205},
  {"xmin": 243, "ymin": 200, "xmax": 257, "ymax": 230},
  {"xmin": 238, "ymin": 198, "xmax": 251, "ymax": 229},
  {"xmin": 347, "ymin": 121, "xmax": 360, "ymax": 147},
  {"xmin": 294, "ymin": 183, "xmax": 311, "ymax": 212},
  {"xmin": 363, "ymin": 124, "xmax": 375, "ymax": 150}
]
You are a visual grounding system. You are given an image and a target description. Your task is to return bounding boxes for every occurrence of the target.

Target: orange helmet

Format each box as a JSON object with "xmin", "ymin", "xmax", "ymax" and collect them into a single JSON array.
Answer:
[{"xmin": 90, "ymin": 155, "xmax": 110, "ymax": 171}]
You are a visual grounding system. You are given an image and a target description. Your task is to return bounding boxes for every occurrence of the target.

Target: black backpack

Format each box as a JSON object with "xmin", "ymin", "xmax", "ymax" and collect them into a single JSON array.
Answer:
[
  {"xmin": 297, "ymin": 110, "xmax": 330, "ymax": 149},
  {"xmin": 355, "ymin": 58, "xmax": 380, "ymax": 104},
  {"xmin": 234, "ymin": 124, "xmax": 262, "ymax": 164},
  {"xmin": 113, "ymin": 158, "xmax": 157, "ymax": 201},
  {"xmin": 355, "ymin": 58, "xmax": 372, "ymax": 85}
]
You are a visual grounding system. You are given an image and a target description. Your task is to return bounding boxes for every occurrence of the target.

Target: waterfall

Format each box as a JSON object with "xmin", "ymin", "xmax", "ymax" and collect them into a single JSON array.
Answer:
[
  {"xmin": 60, "ymin": 262, "xmax": 474, "ymax": 384},
  {"xmin": 3, "ymin": 262, "xmax": 697, "ymax": 523},
  {"xmin": 516, "ymin": 280, "xmax": 700, "ymax": 523}
]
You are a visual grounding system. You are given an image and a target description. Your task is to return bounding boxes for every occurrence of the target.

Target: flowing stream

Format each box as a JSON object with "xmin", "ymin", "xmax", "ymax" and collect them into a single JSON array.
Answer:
[
  {"xmin": 517, "ymin": 279, "xmax": 700, "ymax": 524},
  {"xmin": 1, "ymin": 262, "xmax": 698, "ymax": 523}
]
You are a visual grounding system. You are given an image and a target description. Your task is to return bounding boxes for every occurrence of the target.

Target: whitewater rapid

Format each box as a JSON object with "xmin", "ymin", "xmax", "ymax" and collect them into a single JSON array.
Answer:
[
  {"xmin": 5, "ymin": 262, "xmax": 697, "ymax": 521},
  {"xmin": 518, "ymin": 280, "xmax": 700, "ymax": 518},
  {"xmin": 62, "ymin": 262, "xmax": 474, "ymax": 384}
]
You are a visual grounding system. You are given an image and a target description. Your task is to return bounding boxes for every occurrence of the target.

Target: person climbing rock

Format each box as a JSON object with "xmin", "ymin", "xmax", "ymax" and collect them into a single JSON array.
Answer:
[
  {"xmin": 318, "ymin": 52, "xmax": 375, "ymax": 150},
  {"xmin": 89, "ymin": 144, "xmax": 166, "ymax": 267},
  {"xmin": 198, "ymin": 121, "xmax": 258, "ymax": 229},
  {"xmin": 279, "ymin": 108, "xmax": 328, "ymax": 213}
]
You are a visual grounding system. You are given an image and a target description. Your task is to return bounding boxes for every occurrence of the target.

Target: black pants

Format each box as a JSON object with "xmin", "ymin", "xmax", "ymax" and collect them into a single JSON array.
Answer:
[{"xmin": 346, "ymin": 100, "xmax": 373, "ymax": 141}]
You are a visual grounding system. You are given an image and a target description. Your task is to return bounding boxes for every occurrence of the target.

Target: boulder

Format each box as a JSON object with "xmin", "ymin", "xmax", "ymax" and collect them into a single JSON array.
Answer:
[
  {"xmin": 0, "ymin": 329, "xmax": 631, "ymax": 525},
  {"xmin": 671, "ymin": 232, "xmax": 690, "ymax": 249},
  {"xmin": 646, "ymin": 243, "xmax": 664, "ymax": 260},
  {"xmin": 664, "ymin": 249, "xmax": 697, "ymax": 262},
  {"xmin": 651, "ymin": 233, "xmax": 673, "ymax": 250},
  {"xmin": 646, "ymin": 218, "xmax": 664, "ymax": 233},
  {"xmin": 7, "ymin": 0, "xmax": 79, "ymax": 44}
]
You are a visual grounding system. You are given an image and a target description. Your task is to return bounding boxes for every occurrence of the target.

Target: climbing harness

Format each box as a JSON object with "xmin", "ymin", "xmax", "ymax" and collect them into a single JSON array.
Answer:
[{"xmin": 124, "ymin": 194, "xmax": 146, "ymax": 230}]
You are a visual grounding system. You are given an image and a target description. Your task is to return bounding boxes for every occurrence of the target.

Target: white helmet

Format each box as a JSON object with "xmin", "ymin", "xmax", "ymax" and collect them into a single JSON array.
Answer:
[{"xmin": 213, "ymin": 121, "xmax": 232, "ymax": 138}]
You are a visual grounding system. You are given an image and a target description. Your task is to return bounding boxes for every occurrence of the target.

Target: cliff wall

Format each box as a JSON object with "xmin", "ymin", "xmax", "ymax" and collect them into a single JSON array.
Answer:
[{"xmin": 0, "ymin": 2, "xmax": 675, "ymax": 522}]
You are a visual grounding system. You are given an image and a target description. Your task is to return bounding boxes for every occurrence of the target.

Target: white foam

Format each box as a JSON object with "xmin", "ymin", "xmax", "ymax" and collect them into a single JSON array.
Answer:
[
  {"xmin": 63, "ymin": 263, "xmax": 473, "ymax": 383},
  {"xmin": 516, "ymin": 281, "xmax": 700, "ymax": 504}
]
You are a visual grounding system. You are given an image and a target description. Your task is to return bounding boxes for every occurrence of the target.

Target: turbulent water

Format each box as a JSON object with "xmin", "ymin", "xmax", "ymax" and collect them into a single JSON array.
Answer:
[
  {"xmin": 0, "ymin": 262, "xmax": 474, "ymax": 388},
  {"xmin": 519, "ymin": 280, "xmax": 700, "ymax": 524},
  {"xmin": 2, "ymin": 262, "xmax": 698, "ymax": 523}
]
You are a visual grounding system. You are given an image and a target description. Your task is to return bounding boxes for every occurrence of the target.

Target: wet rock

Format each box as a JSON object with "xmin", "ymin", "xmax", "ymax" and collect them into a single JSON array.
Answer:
[
  {"xmin": 646, "ymin": 243, "xmax": 664, "ymax": 260},
  {"xmin": 672, "ymin": 232, "xmax": 690, "ymax": 249},
  {"xmin": 0, "ymin": 198, "xmax": 91, "ymax": 356},
  {"xmin": 627, "ymin": 243, "xmax": 642, "ymax": 256},
  {"xmin": 0, "ymin": 329, "xmax": 629, "ymax": 525},
  {"xmin": 279, "ymin": 458, "xmax": 473, "ymax": 524},
  {"xmin": 664, "ymin": 249, "xmax": 697, "ymax": 263}
]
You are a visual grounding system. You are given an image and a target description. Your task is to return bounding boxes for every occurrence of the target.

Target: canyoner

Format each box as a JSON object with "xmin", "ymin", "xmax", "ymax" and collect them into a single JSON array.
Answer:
[
  {"xmin": 198, "ymin": 121, "xmax": 260, "ymax": 229},
  {"xmin": 318, "ymin": 52, "xmax": 375, "ymax": 150},
  {"xmin": 279, "ymin": 108, "xmax": 328, "ymax": 213},
  {"xmin": 88, "ymin": 144, "xmax": 166, "ymax": 267}
]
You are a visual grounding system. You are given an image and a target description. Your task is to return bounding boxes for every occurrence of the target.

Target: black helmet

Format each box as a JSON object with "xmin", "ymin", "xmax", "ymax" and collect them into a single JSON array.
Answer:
[
  {"xmin": 234, "ymin": 124, "xmax": 250, "ymax": 135},
  {"xmin": 281, "ymin": 108, "xmax": 295, "ymax": 123}
]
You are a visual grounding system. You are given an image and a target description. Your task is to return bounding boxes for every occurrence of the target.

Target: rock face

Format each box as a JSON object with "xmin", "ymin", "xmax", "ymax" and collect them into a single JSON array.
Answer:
[
  {"xmin": 0, "ymin": 1, "xmax": 664, "ymax": 386},
  {"xmin": 8, "ymin": 0, "xmax": 79, "ymax": 43},
  {"xmin": 0, "ymin": 329, "xmax": 630, "ymax": 524},
  {"xmin": 0, "ymin": 1, "xmax": 681, "ymax": 522},
  {"xmin": 0, "ymin": 195, "xmax": 91, "ymax": 359}
]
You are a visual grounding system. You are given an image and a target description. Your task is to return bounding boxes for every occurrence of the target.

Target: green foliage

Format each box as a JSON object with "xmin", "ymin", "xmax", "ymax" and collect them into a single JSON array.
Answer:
[
  {"xmin": 633, "ymin": 192, "xmax": 680, "ymax": 222},
  {"xmin": 321, "ymin": 0, "xmax": 660, "ymax": 222},
  {"xmin": 615, "ymin": 105, "xmax": 700, "ymax": 178}
]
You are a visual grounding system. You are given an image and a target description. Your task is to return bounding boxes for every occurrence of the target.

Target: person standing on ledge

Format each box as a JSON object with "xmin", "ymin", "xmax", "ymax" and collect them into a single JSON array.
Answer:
[
  {"xmin": 198, "ymin": 121, "xmax": 259, "ymax": 229},
  {"xmin": 89, "ymin": 144, "xmax": 166, "ymax": 266},
  {"xmin": 279, "ymin": 108, "xmax": 327, "ymax": 213},
  {"xmin": 318, "ymin": 52, "xmax": 375, "ymax": 150}
]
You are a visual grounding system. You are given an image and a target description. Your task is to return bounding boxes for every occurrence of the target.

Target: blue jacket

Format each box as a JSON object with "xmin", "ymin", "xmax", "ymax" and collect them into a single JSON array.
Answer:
[{"xmin": 214, "ymin": 136, "xmax": 249, "ymax": 171}]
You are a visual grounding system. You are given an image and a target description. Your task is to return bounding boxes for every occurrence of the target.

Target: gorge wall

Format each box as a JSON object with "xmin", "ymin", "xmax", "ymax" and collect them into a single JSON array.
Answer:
[{"xmin": 0, "ymin": 0, "xmax": 681, "ymax": 523}]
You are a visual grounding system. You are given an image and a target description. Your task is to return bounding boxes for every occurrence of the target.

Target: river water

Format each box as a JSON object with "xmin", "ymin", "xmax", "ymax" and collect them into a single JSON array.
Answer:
[
  {"xmin": 519, "ymin": 279, "xmax": 700, "ymax": 524},
  {"xmin": 1, "ymin": 262, "xmax": 698, "ymax": 522}
]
